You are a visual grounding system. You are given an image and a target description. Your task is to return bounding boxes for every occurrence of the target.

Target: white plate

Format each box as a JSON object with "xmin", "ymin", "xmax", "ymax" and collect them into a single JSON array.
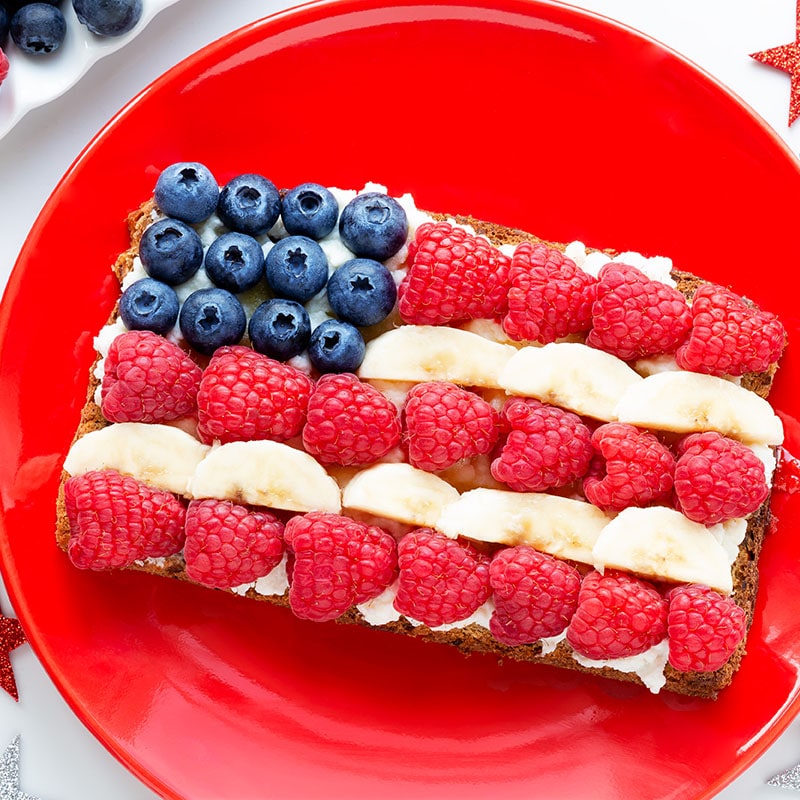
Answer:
[{"xmin": 0, "ymin": 0, "xmax": 181, "ymax": 139}]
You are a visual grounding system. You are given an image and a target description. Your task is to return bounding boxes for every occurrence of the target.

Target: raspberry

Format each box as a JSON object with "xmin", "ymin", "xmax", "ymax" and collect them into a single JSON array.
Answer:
[
  {"xmin": 583, "ymin": 423, "xmax": 675, "ymax": 512},
  {"xmin": 302, "ymin": 373, "xmax": 401, "ymax": 466},
  {"xmin": 666, "ymin": 584, "xmax": 746, "ymax": 672},
  {"xmin": 64, "ymin": 469, "xmax": 186, "ymax": 570},
  {"xmin": 566, "ymin": 570, "xmax": 668, "ymax": 660},
  {"xmin": 490, "ymin": 398, "xmax": 593, "ymax": 492},
  {"xmin": 0, "ymin": 49, "xmax": 8, "ymax": 86},
  {"xmin": 183, "ymin": 499, "xmax": 284, "ymax": 589},
  {"xmin": 393, "ymin": 528, "xmax": 491, "ymax": 627},
  {"xmin": 101, "ymin": 330, "xmax": 202, "ymax": 423},
  {"xmin": 489, "ymin": 546, "xmax": 581, "ymax": 645},
  {"xmin": 501, "ymin": 242, "xmax": 597, "ymax": 343},
  {"xmin": 284, "ymin": 512, "xmax": 397, "ymax": 621},
  {"xmin": 586, "ymin": 263, "xmax": 692, "ymax": 361},
  {"xmin": 197, "ymin": 346, "xmax": 313, "ymax": 444},
  {"xmin": 404, "ymin": 381, "xmax": 500, "ymax": 471},
  {"xmin": 673, "ymin": 432, "xmax": 768, "ymax": 524},
  {"xmin": 675, "ymin": 283, "xmax": 785, "ymax": 376},
  {"xmin": 397, "ymin": 221, "xmax": 511, "ymax": 325}
]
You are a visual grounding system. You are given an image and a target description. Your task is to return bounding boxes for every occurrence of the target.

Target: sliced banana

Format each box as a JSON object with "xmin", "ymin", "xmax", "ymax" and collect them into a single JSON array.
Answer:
[
  {"xmin": 190, "ymin": 440, "xmax": 341, "ymax": 513},
  {"xmin": 63, "ymin": 422, "xmax": 210, "ymax": 496},
  {"xmin": 357, "ymin": 325, "xmax": 516, "ymax": 388},
  {"xmin": 435, "ymin": 487, "xmax": 610, "ymax": 564},
  {"xmin": 342, "ymin": 462, "xmax": 460, "ymax": 527},
  {"xmin": 615, "ymin": 371, "xmax": 784, "ymax": 446},
  {"xmin": 498, "ymin": 342, "xmax": 643, "ymax": 420},
  {"xmin": 592, "ymin": 506, "xmax": 733, "ymax": 594}
]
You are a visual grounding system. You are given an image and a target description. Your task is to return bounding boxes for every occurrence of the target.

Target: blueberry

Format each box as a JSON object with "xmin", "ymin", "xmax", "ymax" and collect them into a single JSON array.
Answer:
[
  {"xmin": 338, "ymin": 192, "xmax": 408, "ymax": 261},
  {"xmin": 72, "ymin": 0, "xmax": 142, "ymax": 36},
  {"xmin": 139, "ymin": 218, "xmax": 204, "ymax": 286},
  {"xmin": 204, "ymin": 232, "xmax": 264, "ymax": 294},
  {"xmin": 154, "ymin": 162, "xmax": 219, "ymax": 224},
  {"xmin": 118, "ymin": 278, "xmax": 179, "ymax": 335},
  {"xmin": 326, "ymin": 258, "xmax": 397, "ymax": 328},
  {"xmin": 0, "ymin": 7, "xmax": 9, "ymax": 45},
  {"xmin": 248, "ymin": 298, "xmax": 311, "ymax": 361},
  {"xmin": 264, "ymin": 235, "xmax": 329, "ymax": 303},
  {"xmin": 308, "ymin": 319, "xmax": 365, "ymax": 373},
  {"xmin": 11, "ymin": 3, "xmax": 66, "ymax": 54},
  {"xmin": 179, "ymin": 288, "xmax": 246, "ymax": 355},
  {"xmin": 281, "ymin": 183, "xmax": 339, "ymax": 240},
  {"xmin": 217, "ymin": 173, "xmax": 281, "ymax": 236}
]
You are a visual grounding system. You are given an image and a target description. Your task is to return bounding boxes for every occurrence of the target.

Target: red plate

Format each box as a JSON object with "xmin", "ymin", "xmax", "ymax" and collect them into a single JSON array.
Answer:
[{"xmin": 1, "ymin": 1, "xmax": 799, "ymax": 798}]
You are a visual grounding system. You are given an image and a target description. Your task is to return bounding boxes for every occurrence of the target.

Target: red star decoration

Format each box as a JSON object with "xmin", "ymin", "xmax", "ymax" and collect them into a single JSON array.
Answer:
[
  {"xmin": 751, "ymin": 0, "xmax": 800, "ymax": 126},
  {"xmin": 0, "ymin": 612, "xmax": 25, "ymax": 702}
]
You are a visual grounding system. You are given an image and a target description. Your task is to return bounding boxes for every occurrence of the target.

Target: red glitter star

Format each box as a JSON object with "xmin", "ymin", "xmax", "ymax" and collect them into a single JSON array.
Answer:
[
  {"xmin": 0, "ymin": 612, "xmax": 25, "ymax": 702},
  {"xmin": 751, "ymin": 0, "xmax": 800, "ymax": 126}
]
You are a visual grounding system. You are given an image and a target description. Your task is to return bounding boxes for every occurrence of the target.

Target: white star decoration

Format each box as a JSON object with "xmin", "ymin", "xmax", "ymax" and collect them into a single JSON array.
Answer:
[
  {"xmin": 769, "ymin": 762, "xmax": 800, "ymax": 791},
  {"xmin": 0, "ymin": 737, "xmax": 40, "ymax": 800}
]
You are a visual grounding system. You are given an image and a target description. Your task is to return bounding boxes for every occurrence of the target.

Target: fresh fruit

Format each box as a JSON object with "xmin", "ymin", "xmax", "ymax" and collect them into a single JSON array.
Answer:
[
  {"xmin": 436, "ymin": 487, "xmax": 609, "ymax": 565},
  {"xmin": 666, "ymin": 584, "xmax": 747, "ymax": 672},
  {"xmin": 566, "ymin": 570, "xmax": 668, "ymax": 660},
  {"xmin": 673, "ymin": 431, "xmax": 769, "ymax": 525},
  {"xmin": 190, "ymin": 440, "xmax": 342, "ymax": 513},
  {"xmin": 72, "ymin": 0, "xmax": 142, "ymax": 36},
  {"xmin": 248, "ymin": 298, "xmax": 311, "ymax": 361},
  {"xmin": 118, "ymin": 277, "xmax": 179, "ymax": 335},
  {"xmin": 217, "ymin": 173, "xmax": 281, "ymax": 236},
  {"xmin": 393, "ymin": 528, "xmax": 491, "ymax": 627},
  {"xmin": 614, "ymin": 370, "xmax": 784, "ymax": 446},
  {"xmin": 204, "ymin": 231, "xmax": 265, "ymax": 294},
  {"xmin": 591, "ymin": 506, "xmax": 734, "ymax": 593},
  {"xmin": 341, "ymin": 462, "xmax": 460, "ymax": 527},
  {"xmin": 64, "ymin": 469, "xmax": 186, "ymax": 569},
  {"xmin": 586, "ymin": 263, "xmax": 692, "ymax": 360},
  {"xmin": 302, "ymin": 372, "xmax": 401, "ymax": 466},
  {"xmin": 338, "ymin": 192, "xmax": 408, "ymax": 261},
  {"xmin": 11, "ymin": 3, "xmax": 66, "ymax": 54},
  {"xmin": 284, "ymin": 511, "xmax": 397, "ymax": 621},
  {"xmin": 183, "ymin": 499, "xmax": 284, "ymax": 589},
  {"xmin": 358, "ymin": 325, "xmax": 516, "ymax": 388},
  {"xmin": 675, "ymin": 283, "xmax": 785, "ymax": 377},
  {"xmin": 397, "ymin": 221, "xmax": 510, "ymax": 325},
  {"xmin": 499, "ymin": 342, "xmax": 644, "ymax": 421},
  {"xmin": 489, "ymin": 546, "xmax": 582, "ymax": 645},
  {"xmin": 326, "ymin": 258, "xmax": 397, "ymax": 327},
  {"xmin": 139, "ymin": 218, "xmax": 204, "ymax": 286},
  {"xmin": 502, "ymin": 241, "xmax": 596, "ymax": 343},
  {"xmin": 307, "ymin": 318, "xmax": 366, "ymax": 373},
  {"xmin": 101, "ymin": 330, "xmax": 202, "ymax": 424},
  {"xmin": 178, "ymin": 287, "xmax": 247, "ymax": 355},
  {"xmin": 0, "ymin": 9, "xmax": 8, "ymax": 46},
  {"xmin": 583, "ymin": 422, "xmax": 674, "ymax": 512},
  {"xmin": 196, "ymin": 345, "xmax": 314, "ymax": 444},
  {"xmin": 281, "ymin": 182, "xmax": 339, "ymax": 240},
  {"xmin": 0, "ymin": 48, "xmax": 7, "ymax": 87},
  {"xmin": 404, "ymin": 381, "xmax": 499, "ymax": 471},
  {"xmin": 62, "ymin": 422, "xmax": 211, "ymax": 496},
  {"xmin": 491, "ymin": 398, "xmax": 593, "ymax": 492},
  {"xmin": 154, "ymin": 162, "xmax": 219, "ymax": 224},
  {"xmin": 264, "ymin": 235, "xmax": 329, "ymax": 303}
]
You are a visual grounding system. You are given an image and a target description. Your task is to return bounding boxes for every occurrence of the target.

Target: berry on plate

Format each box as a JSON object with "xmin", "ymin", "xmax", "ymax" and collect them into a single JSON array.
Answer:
[
  {"xmin": 178, "ymin": 287, "xmax": 247, "ymax": 355},
  {"xmin": 72, "ymin": 0, "xmax": 142, "ymax": 36},
  {"xmin": 204, "ymin": 231, "xmax": 265, "ymax": 294},
  {"xmin": 307, "ymin": 318, "xmax": 365, "ymax": 373},
  {"xmin": 154, "ymin": 162, "xmax": 219, "ymax": 224},
  {"xmin": 197, "ymin": 345, "xmax": 314, "ymax": 445},
  {"xmin": 281, "ymin": 182, "xmax": 339, "ymax": 240},
  {"xmin": 338, "ymin": 191, "xmax": 408, "ymax": 261},
  {"xmin": 217, "ymin": 173, "xmax": 281, "ymax": 236},
  {"xmin": 248, "ymin": 298, "xmax": 311, "ymax": 361},
  {"xmin": 118, "ymin": 277, "xmax": 179, "ymax": 335},
  {"xmin": 11, "ymin": 3, "xmax": 66, "ymax": 54},
  {"xmin": 326, "ymin": 258, "xmax": 397, "ymax": 328},
  {"xmin": 284, "ymin": 511, "xmax": 397, "ymax": 622},
  {"xmin": 139, "ymin": 217, "xmax": 204, "ymax": 286},
  {"xmin": 264, "ymin": 235, "xmax": 329, "ymax": 303},
  {"xmin": 101, "ymin": 330, "xmax": 202, "ymax": 423},
  {"xmin": 64, "ymin": 469, "xmax": 186, "ymax": 569}
]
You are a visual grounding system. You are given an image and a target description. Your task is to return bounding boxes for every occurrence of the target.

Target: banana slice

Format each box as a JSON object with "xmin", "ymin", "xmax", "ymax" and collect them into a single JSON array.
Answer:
[
  {"xmin": 190, "ymin": 440, "xmax": 341, "ymax": 513},
  {"xmin": 342, "ymin": 462, "xmax": 459, "ymax": 527},
  {"xmin": 615, "ymin": 371, "xmax": 784, "ymax": 446},
  {"xmin": 63, "ymin": 423, "xmax": 210, "ymax": 495},
  {"xmin": 435, "ymin": 487, "xmax": 610, "ymax": 564},
  {"xmin": 498, "ymin": 342, "xmax": 643, "ymax": 420},
  {"xmin": 357, "ymin": 326, "xmax": 516, "ymax": 388},
  {"xmin": 592, "ymin": 506, "xmax": 733, "ymax": 593}
]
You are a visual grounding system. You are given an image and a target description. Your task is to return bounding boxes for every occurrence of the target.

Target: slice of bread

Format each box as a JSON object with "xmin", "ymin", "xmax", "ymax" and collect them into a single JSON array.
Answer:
[{"xmin": 55, "ymin": 195, "xmax": 784, "ymax": 699}]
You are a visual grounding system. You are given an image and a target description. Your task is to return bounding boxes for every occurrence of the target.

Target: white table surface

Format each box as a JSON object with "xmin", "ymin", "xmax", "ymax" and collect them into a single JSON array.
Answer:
[{"xmin": 1, "ymin": 1, "xmax": 799, "ymax": 797}]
